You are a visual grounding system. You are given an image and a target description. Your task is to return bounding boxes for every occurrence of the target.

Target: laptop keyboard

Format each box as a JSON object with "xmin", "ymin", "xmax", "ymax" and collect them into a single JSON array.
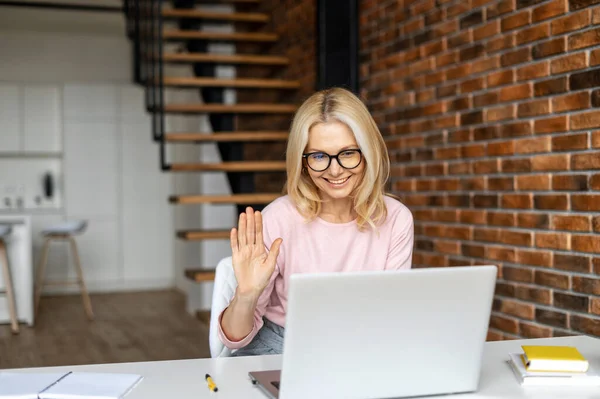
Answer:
[{"xmin": 271, "ymin": 381, "xmax": 280, "ymax": 389}]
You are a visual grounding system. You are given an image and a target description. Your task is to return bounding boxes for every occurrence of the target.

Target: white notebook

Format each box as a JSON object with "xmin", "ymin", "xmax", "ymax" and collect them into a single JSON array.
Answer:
[
  {"xmin": 0, "ymin": 372, "xmax": 69, "ymax": 399},
  {"xmin": 38, "ymin": 372, "xmax": 143, "ymax": 399},
  {"xmin": 508, "ymin": 353, "xmax": 600, "ymax": 387}
]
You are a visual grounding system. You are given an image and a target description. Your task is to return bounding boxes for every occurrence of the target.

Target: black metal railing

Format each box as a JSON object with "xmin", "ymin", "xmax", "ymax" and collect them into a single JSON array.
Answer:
[{"xmin": 125, "ymin": 0, "xmax": 169, "ymax": 170}]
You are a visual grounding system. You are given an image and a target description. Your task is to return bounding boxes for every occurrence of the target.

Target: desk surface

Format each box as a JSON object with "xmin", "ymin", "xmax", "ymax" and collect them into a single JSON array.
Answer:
[{"xmin": 5, "ymin": 335, "xmax": 600, "ymax": 398}]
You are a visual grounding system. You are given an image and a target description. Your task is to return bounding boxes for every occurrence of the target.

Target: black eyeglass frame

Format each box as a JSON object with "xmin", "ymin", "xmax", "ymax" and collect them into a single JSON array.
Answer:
[{"xmin": 302, "ymin": 149, "xmax": 363, "ymax": 172}]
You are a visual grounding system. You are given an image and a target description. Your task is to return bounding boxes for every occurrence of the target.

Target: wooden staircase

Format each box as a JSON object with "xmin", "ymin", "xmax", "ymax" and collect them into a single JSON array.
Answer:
[{"xmin": 123, "ymin": 0, "xmax": 295, "ymax": 296}]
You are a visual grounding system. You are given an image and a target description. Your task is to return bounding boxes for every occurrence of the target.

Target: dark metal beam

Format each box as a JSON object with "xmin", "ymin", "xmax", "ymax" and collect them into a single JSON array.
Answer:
[{"xmin": 0, "ymin": 1, "xmax": 122, "ymax": 12}]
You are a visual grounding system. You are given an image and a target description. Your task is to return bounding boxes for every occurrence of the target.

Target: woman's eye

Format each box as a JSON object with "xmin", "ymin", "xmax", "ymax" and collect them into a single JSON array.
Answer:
[{"xmin": 311, "ymin": 153, "xmax": 326, "ymax": 161}]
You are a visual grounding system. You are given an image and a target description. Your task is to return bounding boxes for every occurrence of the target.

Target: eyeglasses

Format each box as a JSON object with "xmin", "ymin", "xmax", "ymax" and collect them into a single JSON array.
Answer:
[{"xmin": 302, "ymin": 149, "xmax": 363, "ymax": 172}]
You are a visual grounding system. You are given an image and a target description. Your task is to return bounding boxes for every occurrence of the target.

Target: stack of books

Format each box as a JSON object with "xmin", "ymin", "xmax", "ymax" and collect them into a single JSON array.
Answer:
[{"xmin": 508, "ymin": 345, "xmax": 600, "ymax": 386}]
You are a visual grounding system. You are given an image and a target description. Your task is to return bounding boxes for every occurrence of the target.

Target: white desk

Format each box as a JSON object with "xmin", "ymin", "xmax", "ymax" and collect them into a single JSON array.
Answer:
[{"xmin": 4, "ymin": 335, "xmax": 600, "ymax": 398}]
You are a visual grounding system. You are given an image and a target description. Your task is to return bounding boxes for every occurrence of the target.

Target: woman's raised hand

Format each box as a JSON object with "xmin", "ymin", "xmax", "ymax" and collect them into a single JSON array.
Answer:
[{"xmin": 230, "ymin": 207, "xmax": 282, "ymax": 298}]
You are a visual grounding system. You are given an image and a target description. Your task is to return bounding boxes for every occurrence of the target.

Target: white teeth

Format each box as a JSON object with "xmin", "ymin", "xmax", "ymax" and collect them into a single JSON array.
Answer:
[{"xmin": 326, "ymin": 177, "xmax": 350, "ymax": 184}]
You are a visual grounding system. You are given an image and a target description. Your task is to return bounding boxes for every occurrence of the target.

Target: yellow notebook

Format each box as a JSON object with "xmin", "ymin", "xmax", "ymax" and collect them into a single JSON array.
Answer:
[{"xmin": 522, "ymin": 345, "xmax": 589, "ymax": 373}]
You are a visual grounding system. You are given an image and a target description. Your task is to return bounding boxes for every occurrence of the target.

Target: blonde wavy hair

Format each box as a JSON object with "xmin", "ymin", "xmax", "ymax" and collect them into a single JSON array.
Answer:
[{"xmin": 284, "ymin": 87, "xmax": 391, "ymax": 231}]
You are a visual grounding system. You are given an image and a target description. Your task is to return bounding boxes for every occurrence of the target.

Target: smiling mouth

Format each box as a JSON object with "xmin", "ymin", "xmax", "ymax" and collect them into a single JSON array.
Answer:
[{"xmin": 323, "ymin": 176, "xmax": 351, "ymax": 185}]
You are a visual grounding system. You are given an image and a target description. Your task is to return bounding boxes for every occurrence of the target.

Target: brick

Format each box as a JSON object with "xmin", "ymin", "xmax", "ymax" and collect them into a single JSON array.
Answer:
[
  {"xmin": 570, "ymin": 27, "xmax": 600, "ymax": 50},
  {"xmin": 502, "ymin": 158, "xmax": 531, "ymax": 172},
  {"xmin": 447, "ymin": 2, "xmax": 470, "ymax": 17},
  {"xmin": 424, "ymin": 70, "xmax": 445, "ymax": 86},
  {"xmin": 517, "ymin": 174, "xmax": 551, "ymax": 190},
  {"xmin": 425, "ymin": 8, "xmax": 445, "ymax": 24},
  {"xmin": 434, "ymin": 240, "xmax": 461, "ymax": 254},
  {"xmin": 571, "ymin": 315, "xmax": 600, "ymax": 337},
  {"xmin": 448, "ymin": 129, "xmax": 472, "ymax": 143},
  {"xmin": 551, "ymin": 9, "xmax": 590, "ymax": 35},
  {"xmin": 551, "ymin": 53, "xmax": 588, "ymax": 74},
  {"xmin": 448, "ymin": 97, "xmax": 471, "ymax": 112},
  {"xmin": 447, "ymin": 64, "xmax": 472, "ymax": 80},
  {"xmin": 487, "ymin": 246, "xmax": 517, "ymax": 262},
  {"xmin": 474, "ymin": 227, "xmax": 500, "ymax": 243},
  {"xmin": 496, "ymin": 282, "xmax": 516, "ymax": 299},
  {"xmin": 592, "ymin": 89, "xmax": 600, "ymax": 107},
  {"xmin": 535, "ymin": 194, "xmax": 568, "ymax": 210},
  {"xmin": 487, "ymin": 35, "xmax": 515, "ymax": 53},
  {"xmin": 532, "ymin": 0, "xmax": 567, "ymax": 22},
  {"xmin": 459, "ymin": 209, "xmax": 487, "ymax": 224},
  {"xmin": 515, "ymin": 136, "xmax": 551, "ymax": 154},
  {"xmin": 487, "ymin": 212, "xmax": 515, "ymax": 227},
  {"xmin": 488, "ymin": 141, "xmax": 515, "ymax": 156},
  {"xmin": 594, "ymin": 6, "xmax": 600, "ymax": 23},
  {"xmin": 488, "ymin": 70, "xmax": 515, "ymax": 87},
  {"xmin": 515, "ymin": 286, "xmax": 552, "ymax": 305},
  {"xmin": 518, "ymin": 0, "xmax": 545, "ymax": 7},
  {"xmin": 556, "ymin": 253, "xmax": 592, "ymax": 273},
  {"xmin": 461, "ymin": 77, "xmax": 486, "ymax": 93},
  {"xmin": 535, "ymin": 232, "xmax": 570, "ymax": 250},
  {"xmin": 535, "ymin": 270, "xmax": 569, "ymax": 289},
  {"xmin": 503, "ymin": 194, "xmax": 533, "ymax": 209},
  {"xmin": 460, "ymin": 44, "xmax": 485, "ymax": 62},
  {"xmin": 486, "ymin": 105, "xmax": 516, "ymax": 122},
  {"xmin": 534, "ymin": 115, "xmax": 568, "ymax": 134},
  {"xmin": 461, "ymin": 177, "xmax": 487, "ymax": 190},
  {"xmin": 490, "ymin": 314, "xmax": 519, "ymax": 334},
  {"xmin": 474, "ymin": 20, "xmax": 500, "ymax": 41},
  {"xmin": 503, "ymin": 266, "xmax": 534, "ymax": 283},
  {"xmin": 501, "ymin": 299, "xmax": 535, "ymax": 320},
  {"xmin": 516, "ymin": 23, "xmax": 550, "ymax": 45},
  {"xmin": 500, "ymin": 230, "xmax": 533, "ymax": 246},
  {"xmin": 593, "ymin": 131, "xmax": 600, "ymax": 147},
  {"xmin": 570, "ymin": 69, "xmax": 600, "ymax": 91},
  {"xmin": 591, "ymin": 298, "xmax": 600, "ymax": 315},
  {"xmin": 502, "ymin": 11, "xmax": 530, "ymax": 31},
  {"xmin": 474, "ymin": 159, "xmax": 500, "ymax": 174},
  {"xmin": 518, "ymin": 249, "xmax": 553, "ymax": 267},
  {"xmin": 448, "ymin": 31, "xmax": 473, "ymax": 49},
  {"xmin": 592, "ymin": 49, "xmax": 600, "ymax": 66},
  {"xmin": 473, "ymin": 126, "xmax": 500, "ymax": 141},
  {"xmin": 572, "ymin": 276, "xmax": 600, "ymax": 294},
  {"xmin": 487, "ymin": 0, "xmax": 516, "ymax": 18},
  {"xmin": 436, "ymin": 178, "xmax": 460, "ymax": 190},
  {"xmin": 536, "ymin": 308, "xmax": 568, "ymax": 328},
  {"xmin": 520, "ymin": 322, "xmax": 553, "ymax": 338},
  {"xmin": 486, "ymin": 331, "xmax": 504, "ymax": 341},
  {"xmin": 436, "ymin": 52, "xmax": 457, "ymax": 68},
  {"xmin": 592, "ymin": 174, "xmax": 600, "ymax": 189},
  {"xmin": 572, "ymin": 234, "xmax": 600, "ymax": 253},
  {"xmin": 572, "ymin": 194, "xmax": 600, "ymax": 211},
  {"xmin": 461, "ymin": 10, "xmax": 484, "ymax": 29},
  {"xmin": 532, "ymin": 37, "xmax": 566, "ymax": 59},
  {"xmin": 552, "ymin": 133, "xmax": 589, "ymax": 150},
  {"xmin": 474, "ymin": 92, "xmax": 500, "ymax": 108},
  {"xmin": 502, "ymin": 121, "xmax": 532, "ymax": 138},
  {"xmin": 517, "ymin": 99, "xmax": 551, "ymax": 117},
  {"xmin": 449, "ymin": 162, "xmax": 471, "ymax": 175},
  {"xmin": 473, "ymin": 194, "xmax": 499, "ymax": 208},
  {"xmin": 534, "ymin": 77, "xmax": 567, "ymax": 97},
  {"xmin": 472, "ymin": 56, "xmax": 501, "ymax": 74},
  {"xmin": 499, "ymin": 83, "xmax": 532, "ymax": 102},
  {"xmin": 552, "ymin": 214, "xmax": 591, "ymax": 231},
  {"xmin": 417, "ymin": 180, "xmax": 436, "ymax": 191},
  {"xmin": 531, "ymin": 154, "xmax": 569, "ymax": 171},
  {"xmin": 517, "ymin": 62, "xmax": 550, "ymax": 81},
  {"xmin": 570, "ymin": 0, "xmax": 600, "ymax": 11},
  {"xmin": 572, "ymin": 153, "xmax": 600, "ymax": 170},
  {"xmin": 518, "ymin": 213, "xmax": 550, "ymax": 228},
  {"xmin": 462, "ymin": 243, "xmax": 485, "ymax": 258},
  {"xmin": 489, "ymin": 177, "xmax": 515, "ymax": 190},
  {"xmin": 461, "ymin": 111, "xmax": 484, "ymax": 126},
  {"xmin": 552, "ymin": 174, "xmax": 589, "ymax": 191},
  {"xmin": 501, "ymin": 48, "xmax": 532, "ymax": 67},
  {"xmin": 461, "ymin": 144, "xmax": 486, "ymax": 158},
  {"xmin": 555, "ymin": 292, "xmax": 589, "ymax": 312}
]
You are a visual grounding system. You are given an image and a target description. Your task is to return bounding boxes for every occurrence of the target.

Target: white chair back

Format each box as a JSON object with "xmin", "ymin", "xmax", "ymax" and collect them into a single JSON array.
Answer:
[{"xmin": 209, "ymin": 256, "xmax": 238, "ymax": 358}]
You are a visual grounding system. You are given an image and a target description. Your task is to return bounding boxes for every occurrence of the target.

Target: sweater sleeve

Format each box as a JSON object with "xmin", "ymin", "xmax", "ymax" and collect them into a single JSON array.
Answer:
[
  {"xmin": 217, "ymin": 202, "xmax": 284, "ymax": 349},
  {"xmin": 385, "ymin": 205, "xmax": 414, "ymax": 270}
]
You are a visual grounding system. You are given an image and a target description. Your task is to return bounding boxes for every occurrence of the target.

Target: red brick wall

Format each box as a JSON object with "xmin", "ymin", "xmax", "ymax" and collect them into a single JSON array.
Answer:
[{"xmin": 361, "ymin": 0, "xmax": 600, "ymax": 339}]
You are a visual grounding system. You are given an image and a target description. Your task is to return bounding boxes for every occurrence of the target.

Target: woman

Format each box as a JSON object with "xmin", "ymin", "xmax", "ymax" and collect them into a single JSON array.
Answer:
[{"xmin": 218, "ymin": 87, "xmax": 414, "ymax": 356}]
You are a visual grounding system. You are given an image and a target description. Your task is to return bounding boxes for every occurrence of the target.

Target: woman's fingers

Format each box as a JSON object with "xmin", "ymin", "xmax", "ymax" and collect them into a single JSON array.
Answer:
[
  {"xmin": 255, "ymin": 211, "xmax": 263, "ymax": 248},
  {"xmin": 265, "ymin": 238, "xmax": 283, "ymax": 267},
  {"xmin": 230, "ymin": 227, "xmax": 238, "ymax": 252},
  {"xmin": 246, "ymin": 207, "xmax": 255, "ymax": 245},
  {"xmin": 238, "ymin": 212, "xmax": 247, "ymax": 246}
]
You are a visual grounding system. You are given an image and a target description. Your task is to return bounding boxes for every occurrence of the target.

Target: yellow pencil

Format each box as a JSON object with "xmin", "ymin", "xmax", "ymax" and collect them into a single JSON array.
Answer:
[{"xmin": 205, "ymin": 373, "xmax": 218, "ymax": 392}]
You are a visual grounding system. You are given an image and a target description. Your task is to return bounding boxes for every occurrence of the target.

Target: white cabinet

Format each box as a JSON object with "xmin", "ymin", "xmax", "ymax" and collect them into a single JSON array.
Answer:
[
  {"xmin": 23, "ymin": 85, "xmax": 61, "ymax": 153},
  {"xmin": 0, "ymin": 84, "xmax": 21, "ymax": 152}
]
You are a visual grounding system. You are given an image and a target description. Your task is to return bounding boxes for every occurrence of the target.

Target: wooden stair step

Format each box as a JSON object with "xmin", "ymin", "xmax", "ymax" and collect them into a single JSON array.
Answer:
[
  {"xmin": 163, "ymin": 30, "xmax": 277, "ymax": 42},
  {"xmin": 170, "ymin": 161, "xmax": 286, "ymax": 172},
  {"xmin": 165, "ymin": 131, "xmax": 288, "ymax": 142},
  {"xmin": 162, "ymin": 9, "xmax": 268, "ymax": 22},
  {"xmin": 162, "ymin": 77, "xmax": 300, "ymax": 89},
  {"xmin": 163, "ymin": 103, "xmax": 297, "ymax": 114},
  {"xmin": 184, "ymin": 268, "xmax": 216, "ymax": 282},
  {"xmin": 162, "ymin": 52, "xmax": 289, "ymax": 66},
  {"xmin": 178, "ymin": 230, "xmax": 230, "ymax": 240},
  {"xmin": 170, "ymin": 193, "xmax": 280, "ymax": 204}
]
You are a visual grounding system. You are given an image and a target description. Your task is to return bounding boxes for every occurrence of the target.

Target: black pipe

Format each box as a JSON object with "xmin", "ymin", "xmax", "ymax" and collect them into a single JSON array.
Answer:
[{"xmin": 0, "ymin": 1, "xmax": 122, "ymax": 12}]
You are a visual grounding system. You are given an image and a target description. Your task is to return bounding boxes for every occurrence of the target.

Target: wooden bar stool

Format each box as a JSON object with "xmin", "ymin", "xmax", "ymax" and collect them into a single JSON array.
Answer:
[
  {"xmin": 34, "ymin": 220, "xmax": 94, "ymax": 320},
  {"xmin": 0, "ymin": 225, "xmax": 19, "ymax": 334}
]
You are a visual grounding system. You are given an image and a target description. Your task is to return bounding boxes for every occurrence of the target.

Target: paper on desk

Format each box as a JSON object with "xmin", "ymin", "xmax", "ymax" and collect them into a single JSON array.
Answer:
[
  {"xmin": 0, "ymin": 372, "xmax": 69, "ymax": 399},
  {"xmin": 38, "ymin": 372, "xmax": 143, "ymax": 399}
]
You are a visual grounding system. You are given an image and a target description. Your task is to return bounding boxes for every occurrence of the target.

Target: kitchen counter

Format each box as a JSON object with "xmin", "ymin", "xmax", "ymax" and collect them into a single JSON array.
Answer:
[{"xmin": 0, "ymin": 215, "xmax": 33, "ymax": 327}]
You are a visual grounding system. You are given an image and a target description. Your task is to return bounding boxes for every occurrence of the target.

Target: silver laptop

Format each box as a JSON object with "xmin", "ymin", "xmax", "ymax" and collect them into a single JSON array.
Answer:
[{"xmin": 249, "ymin": 265, "xmax": 497, "ymax": 399}]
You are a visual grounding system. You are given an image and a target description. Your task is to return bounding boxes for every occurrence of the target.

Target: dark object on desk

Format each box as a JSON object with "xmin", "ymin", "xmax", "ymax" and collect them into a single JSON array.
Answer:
[{"xmin": 43, "ymin": 172, "xmax": 54, "ymax": 199}]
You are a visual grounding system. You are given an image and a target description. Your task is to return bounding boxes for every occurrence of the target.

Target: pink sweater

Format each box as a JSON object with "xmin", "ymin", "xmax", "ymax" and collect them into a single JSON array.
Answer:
[{"xmin": 218, "ymin": 195, "xmax": 414, "ymax": 349}]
